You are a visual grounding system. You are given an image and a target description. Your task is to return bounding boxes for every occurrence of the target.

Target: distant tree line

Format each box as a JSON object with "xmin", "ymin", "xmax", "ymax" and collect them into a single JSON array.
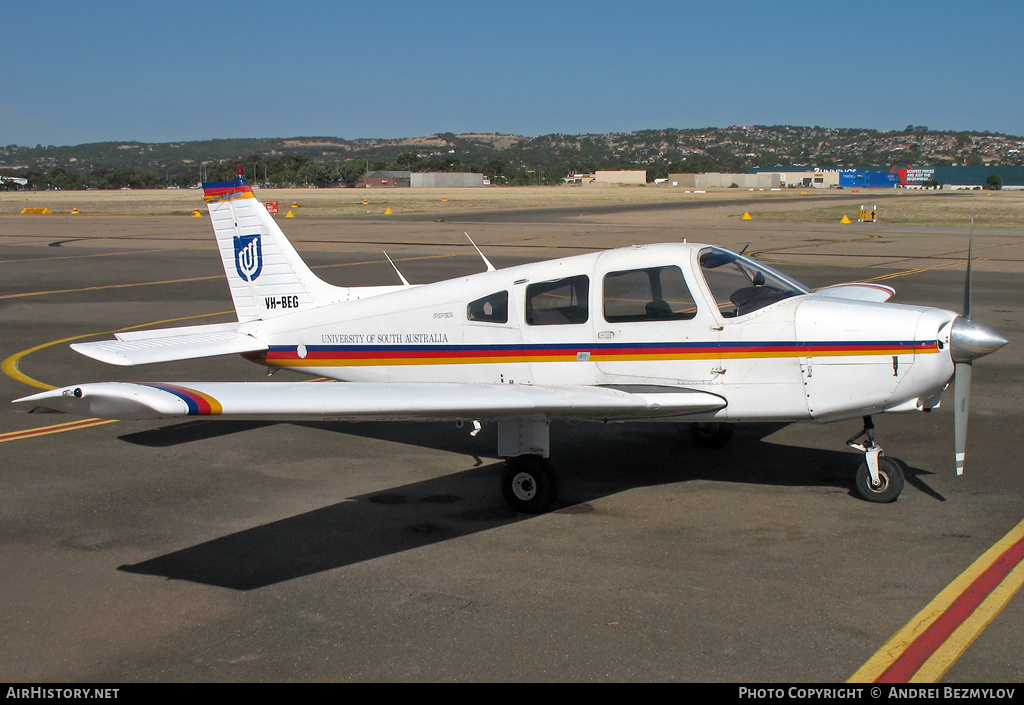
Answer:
[
  {"xmin": 0, "ymin": 146, "xmax": 745, "ymax": 191},
  {"xmin": 0, "ymin": 129, "xmax": 988, "ymax": 189},
  {"xmin": 4, "ymin": 125, "xmax": 1024, "ymax": 190}
]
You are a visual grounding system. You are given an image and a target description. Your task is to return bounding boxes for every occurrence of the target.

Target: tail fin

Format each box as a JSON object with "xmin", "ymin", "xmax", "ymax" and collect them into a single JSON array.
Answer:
[{"xmin": 204, "ymin": 167, "xmax": 338, "ymax": 322}]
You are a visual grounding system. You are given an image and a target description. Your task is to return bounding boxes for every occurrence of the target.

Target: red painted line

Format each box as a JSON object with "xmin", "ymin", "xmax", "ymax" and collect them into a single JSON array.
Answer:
[{"xmin": 875, "ymin": 533, "xmax": 1024, "ymax": 682}]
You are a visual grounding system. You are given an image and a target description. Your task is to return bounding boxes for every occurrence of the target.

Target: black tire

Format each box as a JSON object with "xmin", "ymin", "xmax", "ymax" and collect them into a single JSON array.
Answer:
[
  {"xmin": 688, "ymin": 422, "xmax": 735, "ymax": 448},
  {"xmin": 501, "ymin": 456, "xmax": 558, "ymax": 514},
  {"xmin": 854, "ymin": 456, "xmax": 905, "ymax": 503}
]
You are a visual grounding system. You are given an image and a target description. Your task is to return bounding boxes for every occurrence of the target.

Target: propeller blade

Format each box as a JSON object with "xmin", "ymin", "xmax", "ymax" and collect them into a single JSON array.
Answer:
[
  {"xmin": 963, "ymin": 215, "xmax": 974, "ymax": 319},
  {"xmin": 953, "ymin": 361, "xmax": 972, "ymax": 476},
  {"xmin": 953, "ymin": 216, "xmax": 976, "ymax": 476}
]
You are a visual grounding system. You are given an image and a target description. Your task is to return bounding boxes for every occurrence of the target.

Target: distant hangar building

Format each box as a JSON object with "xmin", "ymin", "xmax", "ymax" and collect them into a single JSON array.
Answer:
[
  {"xmin": 358, "ymin": 171, "xmax": 485, "ymax": 188},
  {"xmin": 594, "ymin": 170, "xmax": 647, "ymax": 185},
  {"xmin": 838, "ymin": 171, "xmax": 900, "ymax": 188},
  {"xmin": 751, "ymin": 166, "xmax": 1024, "ymax": 189},
  {"xmin": 411, "ymin": 172, "xmax": 485, "ymax": 188},
  {"xmin": 669, "ymin": 172, "xmax": 782, "ymax": 188},
  {"xmin": 774, "ymin": 170, "xmax": 840, "ymax": 188},
  {"xmin": 746, "ymin": 168, "xmax": 841, "ymax": 188},
  {"xmin": 359, "ymin": 171, "xmax": 411, "ymax": 188}
]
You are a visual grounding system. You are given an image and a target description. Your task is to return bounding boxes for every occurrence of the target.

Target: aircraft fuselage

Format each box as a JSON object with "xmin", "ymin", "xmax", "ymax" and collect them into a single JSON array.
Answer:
[{"xmin": 241, "ymin": 242, "xmax": 957, "ymax": 424}]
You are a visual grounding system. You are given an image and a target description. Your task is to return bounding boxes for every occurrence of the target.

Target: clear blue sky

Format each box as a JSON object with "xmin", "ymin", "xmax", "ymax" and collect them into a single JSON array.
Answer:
[{"xmin": 4, "ymin": 0, "xmax": 1022, "ymax": 146}]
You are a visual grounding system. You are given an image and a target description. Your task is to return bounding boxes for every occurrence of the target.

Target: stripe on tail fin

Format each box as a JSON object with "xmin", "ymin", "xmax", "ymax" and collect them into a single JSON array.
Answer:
[{"xmin": 203, "ymin": 168, "xmax": 339, "ymax": 322}]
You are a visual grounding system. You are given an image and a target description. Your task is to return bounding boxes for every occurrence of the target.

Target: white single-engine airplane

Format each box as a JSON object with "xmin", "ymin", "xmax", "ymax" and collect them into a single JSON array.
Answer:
[{"xmin": 14, "ymin": 169, "xmax": 1008, "ymax": 512}]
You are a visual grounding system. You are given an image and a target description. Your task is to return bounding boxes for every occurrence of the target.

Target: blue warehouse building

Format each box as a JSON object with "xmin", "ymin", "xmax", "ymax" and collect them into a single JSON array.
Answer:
[{"xmin": 839, "ymin": 172, "xmax": 900, "ymax": 188}]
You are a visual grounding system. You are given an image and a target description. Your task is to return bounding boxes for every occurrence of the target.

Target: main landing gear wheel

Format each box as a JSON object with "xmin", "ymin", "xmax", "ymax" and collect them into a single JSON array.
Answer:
[
  {"xmin": 688, "ymin": 422, "xmax": 735, "ymax": 448},
  {"xmin": 854, "ymin": 456, "xmax": 905, "ymax": 503},
  {"xmin": 501, "ymin": 455, "xmax": 558, "ymax": 514}
]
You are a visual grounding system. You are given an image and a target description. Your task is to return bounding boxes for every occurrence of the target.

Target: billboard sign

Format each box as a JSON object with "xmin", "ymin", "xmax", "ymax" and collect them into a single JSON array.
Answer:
[{"xmin": 890, "ymin": 166, "xmax": 936, "ymax": 185}]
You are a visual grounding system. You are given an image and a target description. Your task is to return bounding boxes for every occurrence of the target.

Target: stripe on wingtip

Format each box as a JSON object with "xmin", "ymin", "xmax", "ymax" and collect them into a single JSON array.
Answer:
[{"xmin": 141, "ymin": 383, "xmax": 223, "ymax": 416}]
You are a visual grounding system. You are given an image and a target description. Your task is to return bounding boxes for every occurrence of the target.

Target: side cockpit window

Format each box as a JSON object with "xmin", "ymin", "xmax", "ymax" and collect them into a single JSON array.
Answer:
[
  {"xmin": 603, "ymin": 265, "xmax": 697, "ymax": 322},
  {"xmin": 467, "ymin": 291, "xmax": 509, "ymax": 323},
  {"xmin": 698, "ymin": 247, "xmax": 809, "ymax": 318},
  {"xmin": 526, "ymin": 275, "xmax": 589, "ymax": 325}
]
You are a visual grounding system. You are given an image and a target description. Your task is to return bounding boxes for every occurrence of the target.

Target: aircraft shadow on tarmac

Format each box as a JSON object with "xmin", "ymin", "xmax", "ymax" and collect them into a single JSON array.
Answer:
[{"xmin": 117, "ymin": 420, "xmax": 941, "ymax": 590}]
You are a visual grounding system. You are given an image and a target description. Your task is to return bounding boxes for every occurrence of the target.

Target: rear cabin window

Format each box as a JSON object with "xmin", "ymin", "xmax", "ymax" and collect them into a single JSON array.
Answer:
[
  {"xmin": 467, "ymin": 291, "xmax": 509, "ymax": 323},
  {"xmin": 525, "ymin": 275, "xmax": 589, "ymax": 325},
  {"xmin": 603, "ymin": 266, "xmax": 698, "ymax": 322}
]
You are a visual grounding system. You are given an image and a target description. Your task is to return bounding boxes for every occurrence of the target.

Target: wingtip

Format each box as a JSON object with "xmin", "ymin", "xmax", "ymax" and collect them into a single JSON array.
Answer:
[{"xmin": 69, "ymin": 342, "xmax": 135, "ymax": 366}]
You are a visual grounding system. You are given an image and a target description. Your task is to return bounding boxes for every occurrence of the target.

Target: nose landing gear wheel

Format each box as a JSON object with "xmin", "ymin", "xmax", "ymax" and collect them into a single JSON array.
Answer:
[
  {"xmin": 854, "ymin": 456, "xmax": 905, "ymax": 503},
  {"xmin": 502, "ymin": 455, "xmax": 558, "ymax": 514}
]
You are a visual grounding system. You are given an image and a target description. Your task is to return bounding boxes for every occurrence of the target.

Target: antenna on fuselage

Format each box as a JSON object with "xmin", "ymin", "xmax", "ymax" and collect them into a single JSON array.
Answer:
[
  {"xmin": 465, "ymin": 232, "xmax": 496, "ymax": 272},
  {"xmin": 383, "ymin": 251, "xmax": 411, "ymax": 286}
]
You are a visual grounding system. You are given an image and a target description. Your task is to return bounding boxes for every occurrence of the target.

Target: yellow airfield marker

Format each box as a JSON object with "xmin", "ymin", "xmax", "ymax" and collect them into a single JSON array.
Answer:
[
  {"xmin": 384, "ymin": 207, "xmax": 393, "ymax": 215},
  {"xmin": 285, "ymin": 210, "xmax": 295, "ymax": 218},
  {"xmin": 840, "ymin": 215, "xmax": 852, "ymax": 224},
  {"xmin": 741, "ymin": 212, "xmax": 752, "ymax": 220}
]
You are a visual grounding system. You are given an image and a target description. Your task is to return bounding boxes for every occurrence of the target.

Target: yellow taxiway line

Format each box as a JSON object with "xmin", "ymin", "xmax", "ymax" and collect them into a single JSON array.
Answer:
[
  {"xmin": 0, "ymin": 417, "xmax": 119, "ymax": 443},
  {"xmin": 2, "ymin": 311, "xmax": 234, "ymax": 391}
]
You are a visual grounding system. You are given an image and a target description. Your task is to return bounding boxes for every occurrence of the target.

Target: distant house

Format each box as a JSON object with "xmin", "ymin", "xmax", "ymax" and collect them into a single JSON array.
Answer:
[{"xmin": 0, "ymin": 175, "xmax": 28, "ymax": 188}]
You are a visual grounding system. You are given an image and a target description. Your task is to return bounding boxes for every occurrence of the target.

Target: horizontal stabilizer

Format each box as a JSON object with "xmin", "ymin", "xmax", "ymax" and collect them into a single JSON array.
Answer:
[
  {"xmin": 817, "ymin": 282, "xmax": 895, "ymax": 302},
  {"xmin": 71, "ymin": 329, "xmax": 267, "ymax": 366},
  {"xmin": 14, "ymin": 382, "xmax": 726, "ymax": 422},
  {"xmin": 113, "ymin": 322, "xmax": 243, "ymax": 342}
]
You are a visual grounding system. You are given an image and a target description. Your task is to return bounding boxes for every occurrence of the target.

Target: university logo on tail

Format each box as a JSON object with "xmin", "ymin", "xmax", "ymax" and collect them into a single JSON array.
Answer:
[{"xmin": 233, "ymin": 233, "xmax": 263, "ymax": 282}]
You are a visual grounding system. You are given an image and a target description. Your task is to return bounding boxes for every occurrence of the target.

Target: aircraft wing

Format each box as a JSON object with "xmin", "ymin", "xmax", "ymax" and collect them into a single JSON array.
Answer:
[
  {"xmin": 14, "ymin": 382, "xmax": 726, "ymax": 422},
  {"xmin": 71, "ymin": 325, "xmax": 267, "ymax": 366},
  {"xmin": 816, "ymin": 283, "xmax": 895, "ymax": 302}
]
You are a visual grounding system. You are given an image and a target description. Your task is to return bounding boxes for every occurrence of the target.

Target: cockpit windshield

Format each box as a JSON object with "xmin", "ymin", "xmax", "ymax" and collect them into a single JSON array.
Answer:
[{"xmin": 698, "ymin": 247, "xmax": 810, "ymax": 318}]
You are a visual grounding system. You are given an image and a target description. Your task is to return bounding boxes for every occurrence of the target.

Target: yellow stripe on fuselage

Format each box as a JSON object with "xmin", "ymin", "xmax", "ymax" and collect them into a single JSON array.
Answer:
[{"xmin": 263, "ymin": 345, "xmax": 939, "ymax": 368}]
